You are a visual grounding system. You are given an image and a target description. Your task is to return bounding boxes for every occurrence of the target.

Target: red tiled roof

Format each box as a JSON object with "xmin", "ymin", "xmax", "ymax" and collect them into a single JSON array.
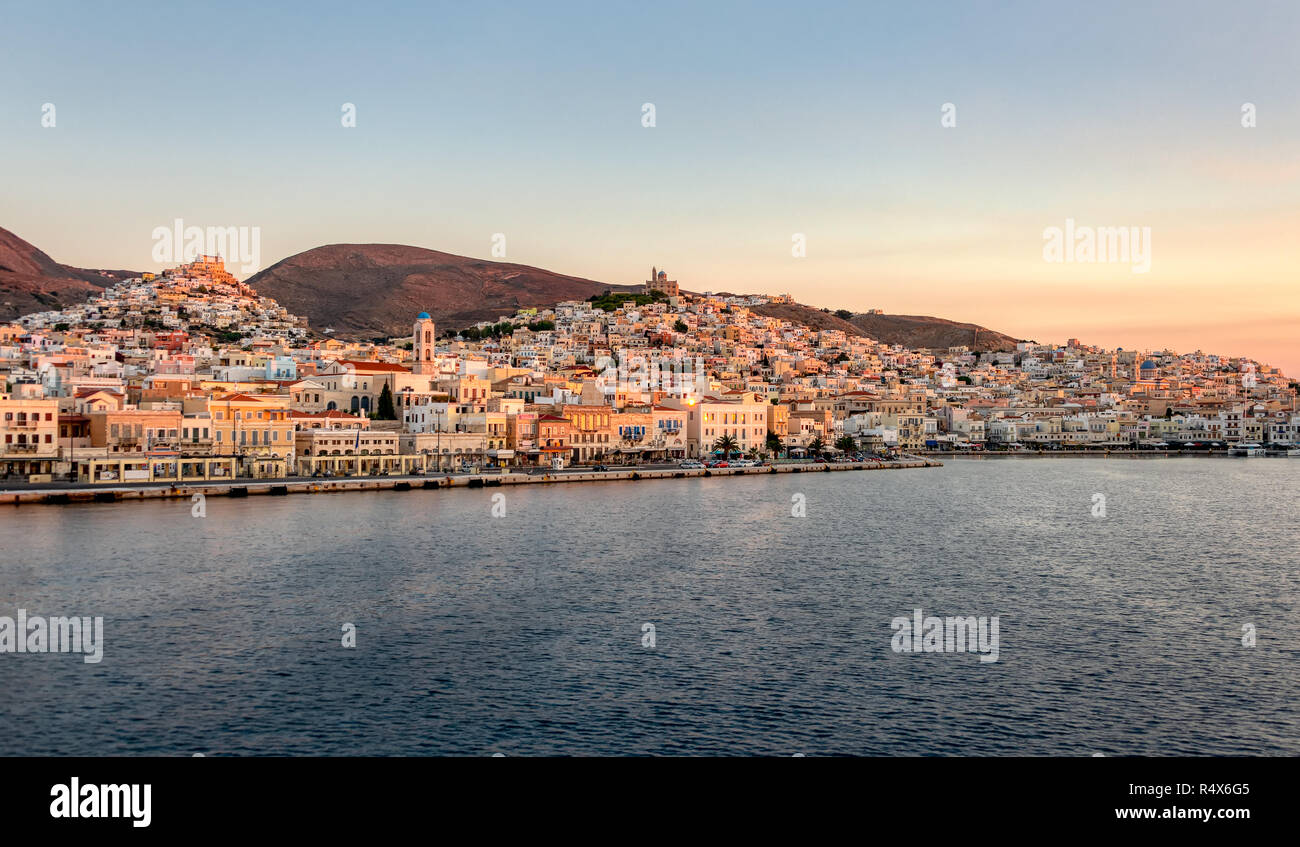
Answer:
[
  {"xmin": 337, "ymin": 359, "xmax": 410, "ymax": 373},
  {"xmin": 289, "ymin": 410, "xmax": 364, "ymax": 419}
]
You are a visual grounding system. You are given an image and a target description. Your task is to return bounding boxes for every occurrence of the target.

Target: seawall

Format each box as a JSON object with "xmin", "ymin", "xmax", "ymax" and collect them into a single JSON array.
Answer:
[{"xmin": 0, "ymin": 459, "xmax": 940, "ymax": 507}]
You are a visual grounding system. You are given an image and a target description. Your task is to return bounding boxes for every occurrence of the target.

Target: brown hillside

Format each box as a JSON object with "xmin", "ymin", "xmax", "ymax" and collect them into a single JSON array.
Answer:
[
  {"xmin": 752, "ymin": 302, "xmax": 1017, "ymax": 352},
  {"xmin": 0, "ymin": 227, "xmax": 139, "ymax": 321},
  {"xmin": 848, "ymin": 312, "xmax": 1018, "ymax": 352},
  {"xmin": 245, "ymin": 244, "xmax": 637, "ymax": 338}
]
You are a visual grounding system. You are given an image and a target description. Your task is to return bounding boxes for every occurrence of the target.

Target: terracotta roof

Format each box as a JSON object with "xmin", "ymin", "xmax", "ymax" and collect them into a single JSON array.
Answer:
[
  {"xmin": 289, "ymin": 410, "xmax": 364, "ymax": 419},
  {"xmin": 337, "ymin": 359, "xmax": 410, "ymax": 373}
]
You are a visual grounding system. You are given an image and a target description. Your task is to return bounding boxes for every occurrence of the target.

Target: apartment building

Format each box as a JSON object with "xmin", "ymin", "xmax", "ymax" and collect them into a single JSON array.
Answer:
[{"xmin": 0, "ymin": 395, "xmax": 59, "ymax": 477}]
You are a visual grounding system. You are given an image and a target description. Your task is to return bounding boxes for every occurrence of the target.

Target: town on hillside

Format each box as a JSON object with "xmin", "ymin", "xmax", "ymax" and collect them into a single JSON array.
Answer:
[{"xmin": 2, "ymin": 257, "xmax": 1296, "ymax": 484}]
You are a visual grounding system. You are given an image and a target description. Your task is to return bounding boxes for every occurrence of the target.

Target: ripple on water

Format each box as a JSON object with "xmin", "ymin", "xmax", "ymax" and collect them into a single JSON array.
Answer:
[{"xmin": 0, "ymin": 458, "xmax": 1297, "ymax": 755}]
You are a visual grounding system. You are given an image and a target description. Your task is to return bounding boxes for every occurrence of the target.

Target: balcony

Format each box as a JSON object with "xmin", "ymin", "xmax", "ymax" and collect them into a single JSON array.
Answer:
[{"xmin": 3, "ymin": 443, "xmax": 46, "ymax": 454}]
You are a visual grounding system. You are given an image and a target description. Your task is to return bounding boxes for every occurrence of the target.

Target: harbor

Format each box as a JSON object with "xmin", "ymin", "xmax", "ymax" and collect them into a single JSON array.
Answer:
[{"xmin": 0, "ymin": 457, "xmax": 941, "ymax": 506}]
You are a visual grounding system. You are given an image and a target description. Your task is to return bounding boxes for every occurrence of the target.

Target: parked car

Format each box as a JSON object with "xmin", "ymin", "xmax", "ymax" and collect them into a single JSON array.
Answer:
[
  {"xmin": 592, "ymin": 464, "xmax": 610, "ymax": 472},
  {"xmin": 679, "ymin": 460, "xmax": 704, "ymax": 469}
]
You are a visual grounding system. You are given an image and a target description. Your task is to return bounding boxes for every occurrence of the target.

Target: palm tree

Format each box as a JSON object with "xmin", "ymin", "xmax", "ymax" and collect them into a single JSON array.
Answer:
[
  {"xmin": 835, "ymin": 435, "xmax": 857, "ymax": 454},
  {"xmin": 765, "ymin": 431, "xmax": 783, "ymax": 457},
  {"xmin": 713, "ymin": 435, "xmax": 739, "ymax": 458},
  {"xmin": 807, "ymin": 436, "xmax": 825, "ymax": 458}
]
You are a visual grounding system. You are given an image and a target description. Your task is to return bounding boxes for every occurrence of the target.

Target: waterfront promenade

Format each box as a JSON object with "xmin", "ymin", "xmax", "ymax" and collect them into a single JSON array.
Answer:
[{"xmin": 0, "ymin": 457, "xmax": 941, "ymax": 506}]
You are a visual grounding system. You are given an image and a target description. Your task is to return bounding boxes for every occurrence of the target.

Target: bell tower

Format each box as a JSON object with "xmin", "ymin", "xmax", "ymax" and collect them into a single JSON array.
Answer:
[{"xmin": 413, "ymin": 312, "xmax": 436, "ymax": 374}]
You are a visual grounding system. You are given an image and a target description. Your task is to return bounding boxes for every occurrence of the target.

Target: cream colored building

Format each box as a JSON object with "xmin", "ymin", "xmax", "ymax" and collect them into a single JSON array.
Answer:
[
  {"xmin": 664, "ymin": 393, "xmax": 769, "ymax": 458},
  {"xmin": 0, "ymin": 395, "xmax": 59, "ymax": 477}
]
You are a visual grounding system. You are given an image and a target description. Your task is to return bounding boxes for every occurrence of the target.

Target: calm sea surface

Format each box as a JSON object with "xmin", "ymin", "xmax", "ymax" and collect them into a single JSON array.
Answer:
[{"xmin": 1, "ymin": 458, "xmax": 1298, "ymax": 756}]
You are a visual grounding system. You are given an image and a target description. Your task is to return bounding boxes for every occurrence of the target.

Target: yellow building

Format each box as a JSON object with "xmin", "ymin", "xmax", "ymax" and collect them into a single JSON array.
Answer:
[
  {"xmin": 209, "ymin": 393, "xmax": 295, "ymax": 477},
  {"xmin": 0, "ymin": 395, "xmax": 59, "ymax": 478}
]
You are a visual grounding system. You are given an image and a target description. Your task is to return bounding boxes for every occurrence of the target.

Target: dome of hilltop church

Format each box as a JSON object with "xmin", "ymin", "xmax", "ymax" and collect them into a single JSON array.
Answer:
[
  {"xmin": 1141, "ymin": 360, "xmax": 1157, "ymax": 370},
  {"xmin": 417, "ymin": 311, "xmax": 430, "ymax": 319}
]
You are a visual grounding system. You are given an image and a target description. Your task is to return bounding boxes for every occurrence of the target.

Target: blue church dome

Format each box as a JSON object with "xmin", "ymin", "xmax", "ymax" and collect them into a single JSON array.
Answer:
[{"xmin": 417, "ymin": 312, "xmax": 430, "ymax": 319}]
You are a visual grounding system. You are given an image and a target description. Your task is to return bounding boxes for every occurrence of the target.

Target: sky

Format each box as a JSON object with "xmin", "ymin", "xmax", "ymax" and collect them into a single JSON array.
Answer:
[{"xmin": 2, "ymin": 0, "xmax": 1297, "ymax": 373}]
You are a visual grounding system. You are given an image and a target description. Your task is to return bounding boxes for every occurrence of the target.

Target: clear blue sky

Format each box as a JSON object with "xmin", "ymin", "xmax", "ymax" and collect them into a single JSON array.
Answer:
[{"xmin": 3, "ymin": 1, "xmax": 1298, "ymax": 370}]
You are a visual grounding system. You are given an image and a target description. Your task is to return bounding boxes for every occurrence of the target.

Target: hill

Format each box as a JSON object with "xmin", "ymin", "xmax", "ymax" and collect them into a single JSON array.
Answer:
[
  {"xmin": 245, "ymin": 244, "xmax": 636, "ymax": 338},
  {"xmin": 0, "ymin": 227, "xmax": 139, "ymax": 321},
  {"xmin": 847, "ymin": 312, "xmax": 1018, "ymax": 352},
  {"xmin": 751, "ymin": 302, "xmax": 1017, "ymax": 352}
]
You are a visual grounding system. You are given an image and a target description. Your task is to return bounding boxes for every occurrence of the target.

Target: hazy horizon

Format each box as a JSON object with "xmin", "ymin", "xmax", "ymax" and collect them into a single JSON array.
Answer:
[{"xmin": 3, "ymin": 0, "xmax": 1297, "ymax": 373}]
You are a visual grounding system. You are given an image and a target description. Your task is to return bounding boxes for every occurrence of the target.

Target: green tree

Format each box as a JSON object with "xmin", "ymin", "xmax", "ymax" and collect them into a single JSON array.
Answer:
[
  {"xmin": 835, "ymin": 435, "xmax": 858, "ymax": 453},
  {"xmin": 376, "ymin": 383, "xmax": 397, "ymax": 420},
  {"xmin": 766, "ymin": 431, "xmax": 783, "ymax": 456},
  {"xmin": 673, "ymin": 319, "xmax": 688, "ymax": 333},
  {"xmin": 713, "ymin": 435, "xmax": 739, "ymax": 458},
  {"xmin": 807, "ymin": 436, "xmax": 825, "ymax": 458},
  {"xmin": 834, "ymin": 309, "xmax": 853, "ymax": 320}
]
